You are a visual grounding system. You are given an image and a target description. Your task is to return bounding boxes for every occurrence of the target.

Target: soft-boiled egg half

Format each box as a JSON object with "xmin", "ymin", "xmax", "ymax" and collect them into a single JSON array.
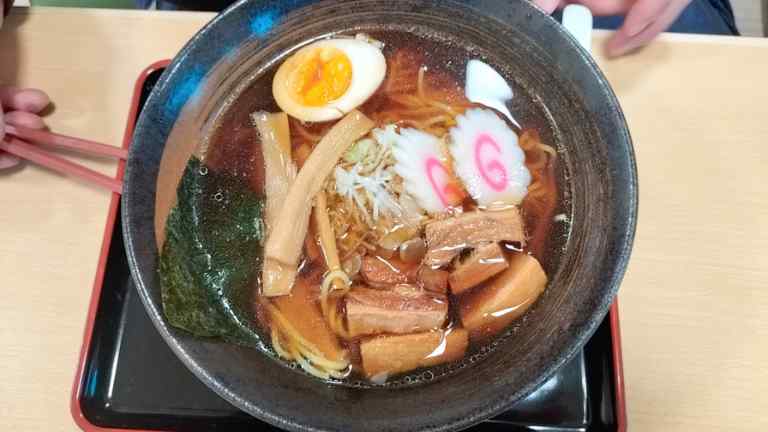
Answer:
[{"xmin": 272, "ymin": 38, "xmax": 386, "ymax": 122}]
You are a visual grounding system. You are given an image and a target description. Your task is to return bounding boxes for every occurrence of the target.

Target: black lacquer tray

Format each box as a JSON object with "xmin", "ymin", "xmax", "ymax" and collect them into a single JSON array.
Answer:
[{"xmin": 70, "ymin": 63, "xmax": 627, "ymax": 432}]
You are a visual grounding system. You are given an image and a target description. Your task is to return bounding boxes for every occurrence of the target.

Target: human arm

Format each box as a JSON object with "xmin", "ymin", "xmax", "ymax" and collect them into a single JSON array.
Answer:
[{"xmin": 535, "ymin": 0, "xmax": 692, "ymax": 57}]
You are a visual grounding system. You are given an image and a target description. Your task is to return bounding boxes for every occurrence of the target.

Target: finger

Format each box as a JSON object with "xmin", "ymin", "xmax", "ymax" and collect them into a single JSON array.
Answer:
[
  {"xmin": 0, "ymin": 153, "xmax": 21, "ymax": 170},
  {"xmin": 606, "ymin": 0, "xmax": 690, "ymax": 56},
  {"xmin": 619, "ymin": 0, "xmax": 672, "ymax": 36},
  {"xmin": 569, "ymin": 0, "xmax": 635, "ymax": 15},
  {"xmin": 534, "ymin": 0, "xmax": 562, "ymax": 14},
  {"xmin": 0, "ymin": 87, "xmax": 51, "ymax": 114},
  {"xmin": 4, "ymin": 111, "xmax": 47, "ymax": 130}
]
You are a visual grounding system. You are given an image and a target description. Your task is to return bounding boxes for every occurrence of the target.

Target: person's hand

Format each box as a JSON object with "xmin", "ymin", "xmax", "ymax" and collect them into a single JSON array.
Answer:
[
  {"xmin": 535, "ymin": 0, "xmax": 692, "ymax": 57},
  {"xmin": 0, "ymin": 86, "xmax": 50, "ymax": 169}
]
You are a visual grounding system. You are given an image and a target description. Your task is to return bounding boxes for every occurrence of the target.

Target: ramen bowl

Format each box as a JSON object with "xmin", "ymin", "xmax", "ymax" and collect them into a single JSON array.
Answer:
[{"xmin": 123, "ymin": 0, "xmax": 637, "ymax": 430}]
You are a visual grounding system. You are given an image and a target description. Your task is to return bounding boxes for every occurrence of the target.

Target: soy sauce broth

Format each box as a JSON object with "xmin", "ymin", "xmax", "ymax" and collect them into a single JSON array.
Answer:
[{"xmin": 202, "ymin": 29, "xmax": 572, "ymax": 386}]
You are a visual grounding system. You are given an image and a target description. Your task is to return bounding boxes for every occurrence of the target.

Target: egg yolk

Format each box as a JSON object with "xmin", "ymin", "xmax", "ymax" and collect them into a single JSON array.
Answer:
[{"xmin": 291, "ymin": 47, "xmax": 353, "ymax": 107}]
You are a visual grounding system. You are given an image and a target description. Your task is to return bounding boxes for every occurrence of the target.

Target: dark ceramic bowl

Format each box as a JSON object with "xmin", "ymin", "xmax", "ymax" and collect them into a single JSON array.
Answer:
[{"xmin": 123, "ymin": 0, "xmax": 637, "ymax": 430}]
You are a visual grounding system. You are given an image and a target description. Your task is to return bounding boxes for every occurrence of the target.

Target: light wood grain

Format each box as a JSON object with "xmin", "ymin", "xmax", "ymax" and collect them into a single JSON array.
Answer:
[
  {"xmin": 1, "ymin": 8, "xmax": 767, "ymax": 432},
  {"xmin": 591, "ymin": 30, "xmax": 768, "ymax": 432}
]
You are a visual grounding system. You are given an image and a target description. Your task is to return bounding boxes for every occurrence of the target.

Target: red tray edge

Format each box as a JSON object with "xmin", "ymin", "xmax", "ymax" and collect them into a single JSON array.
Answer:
[
  {"xmin": 70, "ymin": 59, "xmax": 171, "ymax": 432},
  {"xmin": 69, "ymin": 59, "xmax": 629, "ymax": 432},
  {"xmin": 610, "ymin": 302, "xmax": 628, "ymax": 432}
]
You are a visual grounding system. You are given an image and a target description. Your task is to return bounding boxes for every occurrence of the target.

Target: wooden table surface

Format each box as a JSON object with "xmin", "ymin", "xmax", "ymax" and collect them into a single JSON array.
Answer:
[{"xmin": 1, "ymin": 7, "xmax": 767, "ymax": 432}]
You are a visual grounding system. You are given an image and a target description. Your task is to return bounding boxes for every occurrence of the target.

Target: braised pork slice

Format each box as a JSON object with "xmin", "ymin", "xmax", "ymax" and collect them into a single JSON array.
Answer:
[
  {"xmin": 360, "ymin": 328, "xmax": 469, "ymax": 378},
  {"xmin": 360, "ymin": 255, "xmax": 418, "ymax": 288},
  {"xmin": 424, "ymin": 208, "xmax": 525, "ymax": 267},
  {"xmin": 449, "ymin": 242, "xmax": 509, "ymax": 295},
  {"xmin": 418, "ymin": 267, "xmax": 450, "ymax": 294},
  {"xmin": 346, "ymin": 285, "xmax": 448, "ymax": 337},
  {"xmin": 459, "ymin": 252, "xmax": 546, "ymax": 340}
]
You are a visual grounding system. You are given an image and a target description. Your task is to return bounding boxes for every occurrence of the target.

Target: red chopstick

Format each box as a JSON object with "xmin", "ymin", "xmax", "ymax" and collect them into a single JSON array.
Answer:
[
  {"xmin": 5, "ymin": 124, "xmax": 128, "ymax": 160},
  {"xmin": 0, "ymin": 137, "xmax": 123, "ymax": 194}
]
